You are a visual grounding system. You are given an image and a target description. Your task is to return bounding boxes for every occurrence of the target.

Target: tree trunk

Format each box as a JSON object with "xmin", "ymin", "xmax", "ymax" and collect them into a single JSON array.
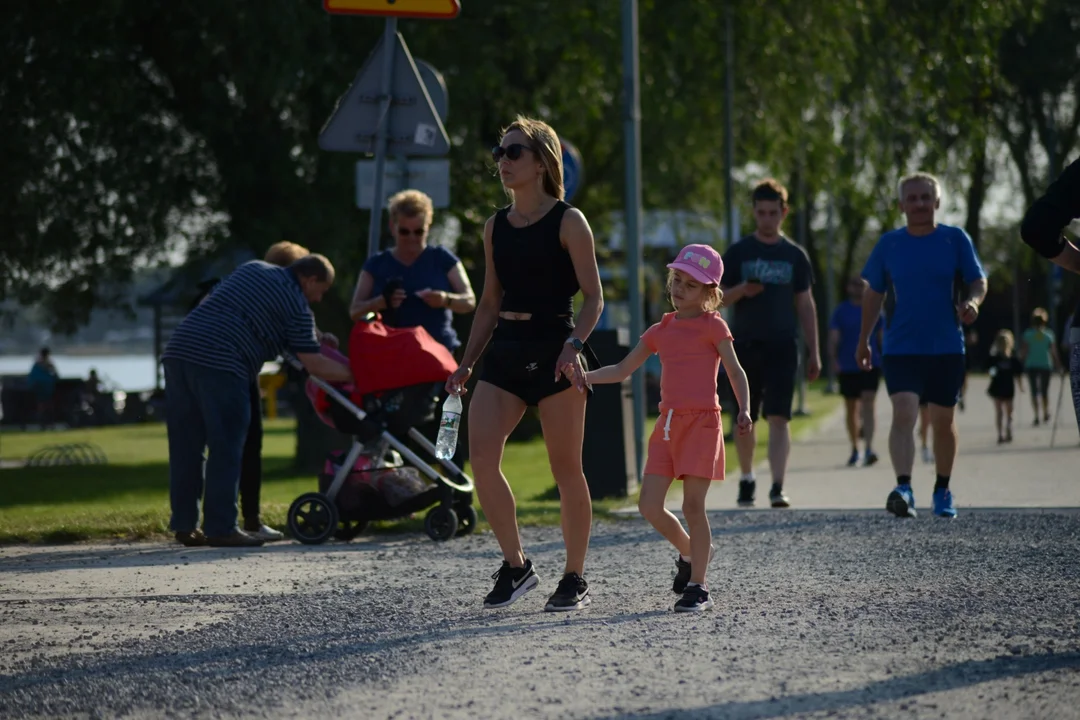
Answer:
[{"xmin": 964, "ymin": 139, "xmax": 989, "ymax": 249}]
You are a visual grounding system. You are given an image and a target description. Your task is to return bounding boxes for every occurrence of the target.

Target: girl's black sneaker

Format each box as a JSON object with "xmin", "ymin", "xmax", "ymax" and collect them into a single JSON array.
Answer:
[{"xmin": 674, "ymin": 583, "xmax": 713, "ymax": 613}]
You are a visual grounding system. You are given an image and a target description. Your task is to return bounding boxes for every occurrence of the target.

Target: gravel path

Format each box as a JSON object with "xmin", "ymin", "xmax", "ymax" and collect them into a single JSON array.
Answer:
[{"xmin": 2, "ymin": 510, "xmax": 1079, "ymax": 719}]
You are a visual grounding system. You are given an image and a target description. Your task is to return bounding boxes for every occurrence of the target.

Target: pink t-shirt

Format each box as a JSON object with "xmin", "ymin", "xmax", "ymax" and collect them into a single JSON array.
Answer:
[{"xmin": 642, "ymin": 311, "xmax": 733, "ymax": 411}]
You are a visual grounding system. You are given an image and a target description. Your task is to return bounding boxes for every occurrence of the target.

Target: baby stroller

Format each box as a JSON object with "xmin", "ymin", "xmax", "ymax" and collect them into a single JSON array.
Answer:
[{"xmin": 285, "ymin": 314, "xmax": 476, "ymax": 544}]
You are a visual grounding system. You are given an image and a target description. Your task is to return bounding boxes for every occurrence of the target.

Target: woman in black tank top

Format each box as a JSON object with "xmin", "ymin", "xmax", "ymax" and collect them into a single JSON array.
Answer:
[{"xmin": 446, "ymin": 116, "xmax": 604, "ymax": 612}]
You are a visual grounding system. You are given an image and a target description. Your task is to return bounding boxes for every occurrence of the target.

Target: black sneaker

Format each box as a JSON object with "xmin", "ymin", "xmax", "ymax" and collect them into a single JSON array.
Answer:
[
  {"xmin": 544, "ymin": 572, "xmax": 591, "ymax": 612},
  {"xmin": 672, "ymin": 544, "xmax": 715, "ymax": 594},
  {"xmin": 737, "ymin": 478, "xmax": 756, "ymax": 507},
  {"xmin": 769, "ymin": 486, "xmax": 791, "ymax": 508},
  {"xmin": 672, "ymin": 556, "xmax": 691, "ymax": 594},
  {"xmin": 674, "ymin": 583, "xmax": 713, "ymax": 613},
  {"xmin": 483, "ymin": 559, "xmax": 539, "ymax": 609}
]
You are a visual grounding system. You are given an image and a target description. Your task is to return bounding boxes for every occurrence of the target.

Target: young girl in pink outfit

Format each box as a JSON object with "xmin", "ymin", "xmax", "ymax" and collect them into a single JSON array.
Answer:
[{"xmin": 586, "ymin": 244, "xmax": 752, "ymax": 612}]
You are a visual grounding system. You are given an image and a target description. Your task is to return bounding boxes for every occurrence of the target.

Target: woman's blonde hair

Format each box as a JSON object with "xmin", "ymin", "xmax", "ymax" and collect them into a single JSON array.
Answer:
[
  {"xmin": 993, "ymin": 328, "xmax": 1015, "ymax": 356},
  {"xmin": 500, "ymin": 115, "xmax": 564, "ymax": 200},
  {"xmin": 1031, "ymin": 307, "xmax": 1049, "ymax": 327},
  {"xmin": 264, "ymin": 241, "xmax": 310, "ymax": 267},
  {"xmin": 665, "ymin": 268, "xmax": 724, "ymax": 312},
  {"xmin": 388, "ymin": 189, "xmax": 434, "ymax": 227}
]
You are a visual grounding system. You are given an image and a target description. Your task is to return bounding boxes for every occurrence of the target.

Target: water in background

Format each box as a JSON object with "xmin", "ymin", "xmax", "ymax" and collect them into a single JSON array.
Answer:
[{"xmin": 0, "ymin": 355, "xmax": 158, "ymax": 392}]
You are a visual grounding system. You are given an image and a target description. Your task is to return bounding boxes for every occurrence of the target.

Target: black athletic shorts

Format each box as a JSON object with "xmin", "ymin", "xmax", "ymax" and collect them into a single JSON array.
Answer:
[
  {"xmin": 479, "ymin": 318, "xmax": 597, "ymax": 407},
  {"xmin": 883, "ymin": 354, "xmax": 966, "ymax": 408},
  {"xmin": 728, "ymin": 338, "xmax": 799, "ymax": 422},
  {"xmin": 837, "ymin": 370, "xmax": 881, "ymax": 399}
]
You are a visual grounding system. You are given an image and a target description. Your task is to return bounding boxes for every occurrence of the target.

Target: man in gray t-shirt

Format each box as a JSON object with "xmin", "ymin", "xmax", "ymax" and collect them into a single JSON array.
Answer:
[{"xmin": 720, "ymin": 179, "xmax": 821, "ymax": 509}]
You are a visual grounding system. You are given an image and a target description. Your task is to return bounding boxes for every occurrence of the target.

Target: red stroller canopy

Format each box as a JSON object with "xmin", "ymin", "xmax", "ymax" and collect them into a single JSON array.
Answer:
[{"xmin": 348, "ymin": 316, "xmax": 458, "ymax": 396}]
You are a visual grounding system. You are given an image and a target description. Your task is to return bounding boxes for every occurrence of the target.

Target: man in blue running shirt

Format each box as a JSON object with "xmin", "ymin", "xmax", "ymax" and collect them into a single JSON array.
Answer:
[{"xmin": 857, "ymin": 173, "xmax": 987, "ymax": 519}]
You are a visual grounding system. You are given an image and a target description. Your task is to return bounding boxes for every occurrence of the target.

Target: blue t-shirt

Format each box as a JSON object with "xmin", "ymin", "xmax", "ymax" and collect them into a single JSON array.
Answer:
[
  {"xmin": 363, "ymin": 246, "xmax": 461, "ymax": 351},
  {"xmin": 830, "ymin": 300, "xmax": 883, "ymax": 373},
  {"xmin": 861, "ymin": 224, "xmax": 986, "ymax": 356}
]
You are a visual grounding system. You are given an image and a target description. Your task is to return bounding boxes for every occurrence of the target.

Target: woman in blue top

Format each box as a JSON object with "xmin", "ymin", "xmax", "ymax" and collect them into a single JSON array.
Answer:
[
  {"xmin": 349, "ymin": 189, "xmax": 476, "ymax": 351},
  {"xmin": 828, "ymin": 276, "xmax": 883, "ymax": 467},
  {"xmin": 1019, "ymin": 307, "xmax": 1062, "ymax": 426}
]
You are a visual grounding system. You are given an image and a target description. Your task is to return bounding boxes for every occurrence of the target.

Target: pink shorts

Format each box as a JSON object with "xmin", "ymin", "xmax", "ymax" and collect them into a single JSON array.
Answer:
[{"xmin": 643, "ymin": 408, "xmax": 726, "ymax": 481}]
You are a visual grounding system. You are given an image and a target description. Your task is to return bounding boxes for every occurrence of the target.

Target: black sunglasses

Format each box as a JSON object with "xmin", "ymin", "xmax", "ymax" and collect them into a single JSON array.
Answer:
[
  {"xmin": 492, "ymin": 143, "xmax": 533, "ymax": 161},
  {"xmin": 396, "ymin": 227, "xmax": 426, "ymax": 237}
]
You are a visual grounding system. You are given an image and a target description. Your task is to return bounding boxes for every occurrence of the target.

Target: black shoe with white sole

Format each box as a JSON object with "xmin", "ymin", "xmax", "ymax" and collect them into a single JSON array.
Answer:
[
  {"xmin": 544, "ymin": 572, "xmax": 591, "ymax": 612},
  {"xmin": 674, "ymin": 583, "xmax": 713, "ymax": 613},
  {"xmin": 483, "ymin": 559, "xmax": 539, "ymax": 609},
  {"xmin": 737, "ymin": 478, "xmax": 756, "ymax": 506}
]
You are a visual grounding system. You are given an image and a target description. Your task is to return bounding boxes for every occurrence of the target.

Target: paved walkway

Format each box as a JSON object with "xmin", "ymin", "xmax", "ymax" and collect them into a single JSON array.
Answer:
[{"xmin": 691, "ymin": 373, "xmax": 1080, "ymax": 512}]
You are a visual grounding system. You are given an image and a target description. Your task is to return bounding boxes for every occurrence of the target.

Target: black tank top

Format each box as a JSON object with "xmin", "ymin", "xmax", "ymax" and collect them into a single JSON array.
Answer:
[{"xmin": 492, "ymin": 201, "xmax": 580, "ymax": 316}]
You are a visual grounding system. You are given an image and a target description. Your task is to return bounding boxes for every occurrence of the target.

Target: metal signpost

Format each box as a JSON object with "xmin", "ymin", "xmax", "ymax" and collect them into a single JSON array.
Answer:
[
  {"xmin": 622, "ymin": 0, "xmax": 646, "ymax": 477},
  {"xmin": 320, "ymin": 0, "xmax": 458, "ymax": 259}
]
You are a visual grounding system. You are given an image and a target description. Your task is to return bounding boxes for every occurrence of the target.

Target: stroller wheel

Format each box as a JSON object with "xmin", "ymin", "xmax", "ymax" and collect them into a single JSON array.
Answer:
[
  {"xmin": 455, "ymin": 504, "xmax": 479, "ymax": 536},
  {"xmin": 287, "ymin": 492, "xmax": 340, "ymax": 545},
  {"xmin": 334, "ymin": 519, "xmax": 369, "ymax": 542},
  {"xmin": 424, "ymin": 506, "xmax": 458, "ymax": 542}
]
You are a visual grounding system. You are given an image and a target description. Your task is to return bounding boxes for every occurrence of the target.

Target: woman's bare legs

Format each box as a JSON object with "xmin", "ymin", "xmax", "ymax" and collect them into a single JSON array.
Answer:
[
  {"xmin": 468, "ymin": 381, "xmax": 528, "ymax": 566},
  {"xmin": 537, "ymin": 387, "xmax": 591, "ymax": 575}
]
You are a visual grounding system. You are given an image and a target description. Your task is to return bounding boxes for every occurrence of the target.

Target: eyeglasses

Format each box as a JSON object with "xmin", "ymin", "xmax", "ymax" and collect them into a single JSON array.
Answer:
[
  {"xmin": 396, "ymin": 227, "xmax": 426, "ymax": 237},
  {"xmin": 491, "ymin": 143, "xmax": 532, "ymax": 162}
]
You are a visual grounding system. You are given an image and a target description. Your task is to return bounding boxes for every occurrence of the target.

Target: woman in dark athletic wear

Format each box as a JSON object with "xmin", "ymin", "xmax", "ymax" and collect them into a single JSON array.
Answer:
[
  {"xmin": 446, "ymin": 116, "xmax": 604, "ymax": 612},
  {"xmin": 1020, "ymin": 155, "xmax": 1080, "ymax": 437}
]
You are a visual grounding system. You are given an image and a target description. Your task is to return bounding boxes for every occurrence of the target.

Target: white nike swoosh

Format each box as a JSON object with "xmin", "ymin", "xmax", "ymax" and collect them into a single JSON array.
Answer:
[{"xmin": 511, "ymin": 571, "xmax": 531, "ymax": 589}]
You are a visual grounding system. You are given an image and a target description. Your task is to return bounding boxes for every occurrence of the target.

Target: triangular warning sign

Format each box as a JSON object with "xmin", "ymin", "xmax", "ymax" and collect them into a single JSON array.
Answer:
[{"xmin": 319, "ymin": 32, "xmax": 451, "ymax": 156}]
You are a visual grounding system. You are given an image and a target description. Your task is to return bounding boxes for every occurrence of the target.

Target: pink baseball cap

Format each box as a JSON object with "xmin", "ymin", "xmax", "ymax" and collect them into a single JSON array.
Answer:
[{"xmin": 667, "ymin": 244, "xmax": 724, "ymax": 286}]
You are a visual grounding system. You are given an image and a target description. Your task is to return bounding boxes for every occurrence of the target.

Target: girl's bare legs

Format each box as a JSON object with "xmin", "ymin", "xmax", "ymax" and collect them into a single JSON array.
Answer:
[
  {"xmin": 681, "ymin": 477, "xmax": 712, "ymax": 586},
  {"xmin": 1005, "ymin": 399, "xmax": 1014, "ymax": 441},
  {"xmin": 468, "ymin": 381, "xmax": 528, "ymax": 567},
  {"xmin": 537, "ymin": 387, "xmax": 591, "ymax": 575},
  {"xmin": 638, "ymin": 474, "xmax": 690, "ymax": 556},
  {"xmin": 994, "ymin": 398, "xmax": 1004, "ymax": 442}
]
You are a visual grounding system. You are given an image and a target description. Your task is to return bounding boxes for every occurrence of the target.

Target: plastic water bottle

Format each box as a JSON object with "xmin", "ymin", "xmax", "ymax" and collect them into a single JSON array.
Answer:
[{"xmin": 435, "ymin": 393, "xmax": 463, "ymax": 460}]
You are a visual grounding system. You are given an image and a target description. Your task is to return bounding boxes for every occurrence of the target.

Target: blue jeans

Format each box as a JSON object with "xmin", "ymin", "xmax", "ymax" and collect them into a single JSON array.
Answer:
[{"xmin": 164, "ymin": 359, "xmax": 252, "ymax": 537}]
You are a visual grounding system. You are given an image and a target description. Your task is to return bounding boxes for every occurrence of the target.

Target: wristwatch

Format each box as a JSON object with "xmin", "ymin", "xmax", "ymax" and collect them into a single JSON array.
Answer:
[{"xmin": 565, "ymin": 337, "xmax": 584, "ymax": 353}]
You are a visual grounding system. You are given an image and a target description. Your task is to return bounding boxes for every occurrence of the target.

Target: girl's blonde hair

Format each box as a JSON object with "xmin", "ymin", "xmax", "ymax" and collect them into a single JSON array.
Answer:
[
  {"xmin": 666, "ymin": 268, "xmax": 724, "ymax": 312},
  {"xmin": 500, "ymin": 115, "xmax": 564, "ymax": 200},
  {"xmin": 993, "ymin": 329, "xmax": 1015, "ymax": 356}
]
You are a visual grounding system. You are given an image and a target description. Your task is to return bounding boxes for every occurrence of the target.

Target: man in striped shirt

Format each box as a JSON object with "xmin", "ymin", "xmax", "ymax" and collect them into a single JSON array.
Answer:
[{"xmin": 163, "ymin": 254, "xmax": 352, "ymax": 547}]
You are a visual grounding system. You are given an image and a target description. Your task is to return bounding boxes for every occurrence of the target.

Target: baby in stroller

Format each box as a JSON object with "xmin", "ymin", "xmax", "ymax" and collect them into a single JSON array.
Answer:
[{"xmin": 286, "ymin": 314, "xmax": 476, "ymax": 543}]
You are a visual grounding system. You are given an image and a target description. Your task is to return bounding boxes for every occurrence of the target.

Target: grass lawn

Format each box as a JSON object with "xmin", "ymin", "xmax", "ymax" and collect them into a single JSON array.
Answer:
[{"xmin": 0, "ymin": 382, "xmax": 841, "ymax": 544}]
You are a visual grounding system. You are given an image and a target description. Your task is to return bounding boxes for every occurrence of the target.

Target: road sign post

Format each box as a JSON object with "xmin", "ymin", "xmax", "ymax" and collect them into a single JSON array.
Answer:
[
  {"xmin": 319, "ymin": 7, "xmax": 453, "ymax": 260},
  {"xmin": 366, "ymin": 18, "xmax": 398, "ymax": 259}
]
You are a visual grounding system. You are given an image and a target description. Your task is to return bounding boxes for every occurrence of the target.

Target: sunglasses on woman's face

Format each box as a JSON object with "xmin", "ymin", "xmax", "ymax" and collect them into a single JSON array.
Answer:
[
  {"xmin": 491, "ymin": 143, "xmax": 532, "ymax": 162},
  {"xmin": 397, "ymin": 227, "xmax": 426, "ymax": 237}
]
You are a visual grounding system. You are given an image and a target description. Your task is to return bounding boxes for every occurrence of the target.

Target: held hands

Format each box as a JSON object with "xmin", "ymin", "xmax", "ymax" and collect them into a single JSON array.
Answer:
[
  {"xmin": 957, "ymin": 300, "xmax": 980, "ymax": 325},
  {"xmin": 445, "ymin": 366, "xmax": 472, "ymax": 397},
  {"xmin": 320, "ymin": 332, "xmax": 339, "ymax": 349},
  {"xmin": 416, "ymin": 288, "xmax": 448, "ymax": 308},
  {"xmin": 736, "ymin": 410, "xmax": 753, "ymax": 436},
  {"xmin": 555, "ymin": 345, "xmax": 589, "ymax": 393},
  {"xmin": 855, "ymin": 341, "xmax": 873, "ymax": 371}
]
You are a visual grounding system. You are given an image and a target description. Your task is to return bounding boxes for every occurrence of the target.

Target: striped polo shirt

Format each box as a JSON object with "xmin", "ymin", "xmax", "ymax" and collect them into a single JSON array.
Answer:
[{"xmin": 163, "ymin": 261, "xmax": 321, "ymax": 380}]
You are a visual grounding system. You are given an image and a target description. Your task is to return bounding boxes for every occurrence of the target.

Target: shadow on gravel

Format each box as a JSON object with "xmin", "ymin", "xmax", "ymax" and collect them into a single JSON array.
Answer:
[
  {"xmin": 588, "ymin": 652, "xmax": 1080, "ymax": 720},
  {"xmin": 0, "ymin": 606, "xmax": 673, "ymax": 697},
  {"xmin": 0, "ymin": 536, "xmax": 411, "ymax": 573}
]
